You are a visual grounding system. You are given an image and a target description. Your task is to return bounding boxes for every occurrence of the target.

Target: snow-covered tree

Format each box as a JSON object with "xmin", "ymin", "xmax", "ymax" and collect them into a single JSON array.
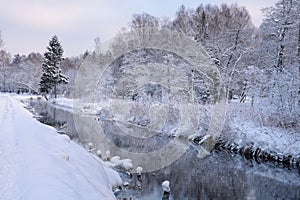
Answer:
[
  {"xmin": 256, "ymin": 0, "xmax": 300, "ymax": 125},
  {"xmin": 192, "ymin": 4, "xmax": 255, "ymax": 99},
  {"xmin": 39, "ymin": 35, "xmax": 68, "ymax": 99},
  {"xmin": 260, "ymin": 0, "xmax": 300, "ymax": 71},
  {"xmin": 8, "ymin": 53, "xmax": 43, "ymax": 93},
  {"xmin": 0, "ymin": 31, "xmax": 4, "ymax": 49},
  {"xmin": 131, "ymin": 12, "xmax": 159, "ymax": 29},
  {"xmin": 171, "ymin": 5, "xmax": 194, "ymax": 36},
  {"xmin": 0, "ymin": 33, "xmax": 10, "ymax": 92},
  {"xmin": 0, "ymin": 50, "xmax": 11, "ymax": 92},
  {"xmin": 59, "ymin": 56, "xmax": 82, "ymax": 97}
]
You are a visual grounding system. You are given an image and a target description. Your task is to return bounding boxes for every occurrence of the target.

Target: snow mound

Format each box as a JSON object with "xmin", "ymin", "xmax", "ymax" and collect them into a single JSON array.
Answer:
[
  {"xmin": 56, "ymin": 134, "xmax": 71, "ymax": 143},
  {"xmin": 110, "ymin": 156, "xmax": 133, "ymax": 170},
  {"xmin": 162, "ymin": 180, "xmax": 170, "ymax": 192},
  {"xmin": 0, "ymin": 94, "xmax": 121, "ymax": 200}
]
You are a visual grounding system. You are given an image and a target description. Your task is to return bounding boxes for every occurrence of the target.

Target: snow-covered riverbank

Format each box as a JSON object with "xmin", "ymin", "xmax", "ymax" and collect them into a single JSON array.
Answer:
[
  {"xmin": 222, "ymin": 99, "xmax": 300, "ymax": 157},
  {"xmin": 46, "ymin": 96, "xmax": 300, "ymax": 157},
  {"xmin": 0, "ymin": 93, "xmax": 121, "ymax": 200},
  {"xmin": 9, "ymin": 93, "xmax": 300, "ymax": 199}
]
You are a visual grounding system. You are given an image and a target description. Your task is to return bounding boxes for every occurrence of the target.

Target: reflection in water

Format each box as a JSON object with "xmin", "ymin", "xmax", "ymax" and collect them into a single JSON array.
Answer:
[
  {"xmin": 124, "ymin": 148, "xmax": 300, "ymax": 200},
  {"xmin": 27, "ymin": 100, "xmax": 300, "ymax": 200},
  {"xmin": 28, "ymin": 100, "xmax": 79, "ymax": 141}
]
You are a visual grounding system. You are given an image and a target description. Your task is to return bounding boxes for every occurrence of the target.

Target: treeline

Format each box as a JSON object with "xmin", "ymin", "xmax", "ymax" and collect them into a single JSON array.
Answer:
[
  {"xmin": 0, "ymin": 1, "xmax": 299, "ymax": 124},
  {"xmin": 0, "ymin": 49, "xmax": 85, "ymax": 95},
  {"xmin": 101, "ymin": 1, "xmax": 300, "ymax": 125},
  {"xmin": 127, "ymin": 4, "xmax": 255, "ymax": 96}
]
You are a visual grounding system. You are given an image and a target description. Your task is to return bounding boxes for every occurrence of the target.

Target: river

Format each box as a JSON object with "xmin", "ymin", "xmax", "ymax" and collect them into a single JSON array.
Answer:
[{"xmin": 25, "ymin": 99, "xmax": 300, "ymax": 200}]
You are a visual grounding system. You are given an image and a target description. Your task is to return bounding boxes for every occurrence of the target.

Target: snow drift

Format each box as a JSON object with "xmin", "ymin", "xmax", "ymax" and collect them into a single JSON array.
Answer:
[{"xmin": 0, "ymin": 93, "xmax": 121, "ymax": 200}]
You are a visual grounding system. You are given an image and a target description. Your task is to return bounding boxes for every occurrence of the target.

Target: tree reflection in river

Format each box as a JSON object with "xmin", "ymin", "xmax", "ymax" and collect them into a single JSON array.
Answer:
[{"xmin": 28, "ymin": 100, "xmax": 300, "ymax": 200}]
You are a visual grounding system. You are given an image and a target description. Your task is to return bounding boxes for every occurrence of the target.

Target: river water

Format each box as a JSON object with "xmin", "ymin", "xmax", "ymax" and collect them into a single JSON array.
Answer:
[{"xmin": 26, "ymin": 99, "xmax": 300, "ymax": 200}]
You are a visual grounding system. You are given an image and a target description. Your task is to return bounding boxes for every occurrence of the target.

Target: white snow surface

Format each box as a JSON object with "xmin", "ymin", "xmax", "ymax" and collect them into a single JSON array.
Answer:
[
  {"xmin": 49, "ymin": 97, "xmax": 74, "ymax": 110},
  {"xmin": 0, "ymin": 93, "xmax": 121, "ymax": 200},
  {"xmin": 49, "ymin": 97, "xmax": 104, "ymax": 115},
  {"xmin": 225, "ymin": 100, "xmax": 300, "ymax": 156}
]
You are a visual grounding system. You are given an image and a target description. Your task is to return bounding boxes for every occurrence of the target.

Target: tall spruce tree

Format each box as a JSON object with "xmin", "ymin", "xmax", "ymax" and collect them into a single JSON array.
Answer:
[{"xmin": 39, "ymin": 35, "xmax": 68, "ymax": 99}]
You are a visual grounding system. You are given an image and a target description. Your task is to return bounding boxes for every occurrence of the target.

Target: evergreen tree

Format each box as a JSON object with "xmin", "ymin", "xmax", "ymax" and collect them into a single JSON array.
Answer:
[{"xmin": 39, "ymin": 35, "xmax": 68, "ymax": 99}]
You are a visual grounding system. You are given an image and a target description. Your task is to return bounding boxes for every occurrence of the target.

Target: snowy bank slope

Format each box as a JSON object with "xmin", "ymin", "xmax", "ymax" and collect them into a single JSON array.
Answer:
[
  {"xmin": 0, "ymin": 93, "xmax": 121, "ymax": 200},
  {"xmin": 224, "ymin": 101, "xmax": 300, "ymax": 156}
]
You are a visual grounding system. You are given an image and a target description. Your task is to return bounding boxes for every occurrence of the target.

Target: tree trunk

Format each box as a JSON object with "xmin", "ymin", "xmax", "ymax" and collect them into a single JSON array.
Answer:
[
  {"xmin": 298, "ymin": 24, "xmax": 300, "ymax": 60},
  {"xmin": 276, "ymin": 45, "xmax": 284, "ymax": 72},
  {"xmin": 225, "ymin": 29, "xmax": 240, "ymax": 101},
  {"xmin": 43, "ymin": 94, "xmax": 48, "ymax": 101},
  {"xmin": 3, "ymin": 70, "xmax": 6, "ymax": 92},
  {"xmin": 298, "ymin": 24, "xmax": 300, "ymax": 106},
  {"xmin": 275, "ymin": 27, "xmax": 288, "ymax": 72},
  {"xmin": 298, "ymin": 24, "xmax": 300, "ymax": 75},
  {"xmin": 54, "ymin": 84, "xmax": 57, "ymax": 99}
]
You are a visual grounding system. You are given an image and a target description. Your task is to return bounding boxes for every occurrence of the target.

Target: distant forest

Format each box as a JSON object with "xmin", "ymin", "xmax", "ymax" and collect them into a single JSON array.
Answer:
[{"xmin": 0, "ymin": 1, "xmax": 299, "ymax": 126}]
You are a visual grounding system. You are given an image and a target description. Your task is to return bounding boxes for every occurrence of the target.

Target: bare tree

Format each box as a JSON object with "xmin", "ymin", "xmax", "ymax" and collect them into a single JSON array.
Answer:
[
  {"xmin": 257, "ymin": 0, "xmax": 300, "ymax": 124},
  {"xmin": 0, "ymin": 50, "xmax": 11, "ymax": 91},
  {"xmin": 171, "ymin": 5, "xmax": 194, "ymax": 36},
  {"xmin": 193, "ymin": 4, "xmax": 255, "ymax": 100},
  {"xmin": 131, "ymin": 12, "xmax": 159, "ymax": 29},
  {"xmin": 0, "ymin": 31, "xmax": 4, "ymax": 49}
]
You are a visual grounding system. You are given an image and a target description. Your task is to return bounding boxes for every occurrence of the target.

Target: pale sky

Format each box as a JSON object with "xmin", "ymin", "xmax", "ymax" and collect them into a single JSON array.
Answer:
[{"xmin": 0, "ymin": 0, "xmax": 278, "ymax": 57}]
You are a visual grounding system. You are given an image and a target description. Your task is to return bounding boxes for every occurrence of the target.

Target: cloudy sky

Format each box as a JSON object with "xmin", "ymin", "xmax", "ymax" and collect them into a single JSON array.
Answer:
[{"xmin": 0, "ymin": 0, "xmax": 278, "ymax": 57}]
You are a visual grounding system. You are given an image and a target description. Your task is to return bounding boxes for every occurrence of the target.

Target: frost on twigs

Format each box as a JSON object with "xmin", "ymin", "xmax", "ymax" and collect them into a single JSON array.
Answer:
[{"xmin": 73, "ymin": 27, "xmax": 226, "ymax": 172}]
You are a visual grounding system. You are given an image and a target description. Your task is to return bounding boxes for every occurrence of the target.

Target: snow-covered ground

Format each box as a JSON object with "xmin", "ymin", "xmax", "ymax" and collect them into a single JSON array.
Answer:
[
  {"xmin": 0, "ymin": 93, "xmax": 121, "ymax": 200},
  {"xmin": 224, "ymin": 100, "xmax": 300, "ymax": 156},
  {"xmin": 49, "ymin": 97, "xmax": 74, "ymax": 110}
]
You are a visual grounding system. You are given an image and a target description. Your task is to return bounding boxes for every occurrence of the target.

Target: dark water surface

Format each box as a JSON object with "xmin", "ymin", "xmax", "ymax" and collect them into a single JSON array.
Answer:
[{"xmin": 26, "ymin": 100, "xmax": 300, "ymax": 200}]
